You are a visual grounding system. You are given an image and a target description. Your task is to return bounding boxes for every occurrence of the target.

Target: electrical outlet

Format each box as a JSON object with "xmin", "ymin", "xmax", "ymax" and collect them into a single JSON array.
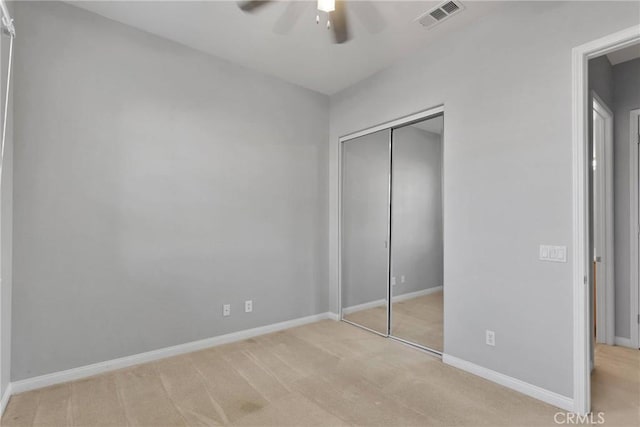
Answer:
[
  {"xmin": 401, "ymin": 275, "xmax": 406, "ymax": 283},
  {"xmin": 223, "ymin": 304, "xmax": 231, "ymax": 317},
  {"xmin": 486, "ymin": 330, "xmax": 495, "ymax": 346},
  {"xmin": 391, "ymin": 276, "xmax": 396, "ymax": 286},
  {"xmin": 245, "ymin": 300, "xmax": 253, "ymax": 313}
]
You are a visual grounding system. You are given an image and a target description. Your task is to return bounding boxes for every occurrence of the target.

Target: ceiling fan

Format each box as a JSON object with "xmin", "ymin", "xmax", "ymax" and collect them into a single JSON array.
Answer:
[{"xmin": 237, "ymin": 0, "xmax": 356, "ymax": 44}]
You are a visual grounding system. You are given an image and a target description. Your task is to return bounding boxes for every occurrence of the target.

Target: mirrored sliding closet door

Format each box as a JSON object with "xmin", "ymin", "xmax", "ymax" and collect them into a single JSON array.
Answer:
[
  {"xmin": 340, "ymin": 111, "xmax": 444, "ymax": 354},
  {"xmin": 341, "ymin": 129, "xmax": 390, "ymax": 336},
  {"xmin": 390, "ymin": 115, "xmax": 444, "ymax": 352}
]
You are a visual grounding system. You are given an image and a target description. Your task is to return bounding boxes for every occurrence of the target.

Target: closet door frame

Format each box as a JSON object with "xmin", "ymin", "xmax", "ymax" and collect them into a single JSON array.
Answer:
[{"xmin": 338, "ymin": 104, "xmax": 445, "ymax": 344}]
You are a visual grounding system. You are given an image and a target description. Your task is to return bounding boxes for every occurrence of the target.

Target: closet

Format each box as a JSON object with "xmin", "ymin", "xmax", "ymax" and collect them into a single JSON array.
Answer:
[{"xmin": 340, "ymin": 112, "xmax": 444, "ymax": 354}]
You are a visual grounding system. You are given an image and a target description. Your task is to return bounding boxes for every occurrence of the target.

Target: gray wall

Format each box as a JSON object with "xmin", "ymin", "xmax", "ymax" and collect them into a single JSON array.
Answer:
[
  {"xmin": 12, "ymin": 1, "xmax": 329, "ymax": 380},
  {"xmin": 0, "ymin": 6, "xmax": 14, "ymax": 396},
  {"xmin": 328, "ymin": 1, "xmax": 640, "ymax": 398},
  {"xmin": 589, "ymin": 56, "xmax": 614, "ymax": 107},
  {"xmin": 612, "ymin": 58, "xmax": 640, "ymax": 340},
  {"xmin": 391, "ymin": 126, "xmax": 443, "ymax": 296}
]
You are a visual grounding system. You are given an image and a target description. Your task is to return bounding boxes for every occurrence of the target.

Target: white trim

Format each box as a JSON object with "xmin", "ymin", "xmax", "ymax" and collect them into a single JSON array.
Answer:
[
  {"xmin": 571, "ymin": 36, "xmax": 591, "ymax": 417},
  {"xmin": 0, "ymin": 382, "xmax": 11, "ymax": 417},
  {"xmin": 592, "ymin": 92, "xmax": 615, "ymax": 346},
  {"xmin": 572, "ymin": 25, "xmax": 640, "ymax": 416},
  {"xmin": 394, "ymin": 286, "xmax": 443, "ymax": 303},
  {"xmin": 629, "ymin": 110, "xmax": 640, "ymax": 350},
  {"xmin": 614, "ymin": 336, "xmax": 633, "ymax": 348},
  {"xmin": 339, "ymin": 105, "xmax": 444, "ymax": 143},
  {"xmin": 326, "ymin": 312, "xmax": 340, "ymax": 321},
  {"xmin": 0, "ymin": 30, "xmax": 3, "ymax": 419},
  {"xmin": 342, "ymin": 299, "xmax": 386, "ymax": 315},
  {"xmin": 342, "ymin": 286, "xmax": 443, "ymax": 315},
  {"xmin": 443, "ymin": 354, "xmax": 574, "ymax": 412},
  {"xmin": 9, "ymin": 312, "xmax": 335, "ymax": 395}
]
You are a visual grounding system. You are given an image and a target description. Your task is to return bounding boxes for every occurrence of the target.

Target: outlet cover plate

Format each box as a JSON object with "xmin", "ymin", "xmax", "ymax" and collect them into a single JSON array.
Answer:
[{"xmin": 486, "ymin": 330, "xmax": 495, "ymax": 346}]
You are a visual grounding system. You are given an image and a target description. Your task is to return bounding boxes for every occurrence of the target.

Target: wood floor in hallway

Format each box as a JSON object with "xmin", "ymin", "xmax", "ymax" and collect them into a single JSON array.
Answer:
[{"xmin": 2, "ymin": 320, "xmax": 638, "ymax": 426}]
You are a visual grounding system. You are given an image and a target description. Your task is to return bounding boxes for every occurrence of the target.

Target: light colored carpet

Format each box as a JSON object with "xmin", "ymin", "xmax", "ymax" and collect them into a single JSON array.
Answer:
[
  {"xmin": 2, "ymin": 321, "xmax": 638, "ymax": 426},
  {"xmin": 392, "ymin": 291, "xmax": 443, "ymax": 351},
  {"xmin": 343, "ymin": 290, "xmax": 443, "ymax": 351},
  {"xmin": 343, "ymin": 304, "xmax": 388, "ymax": 335}
]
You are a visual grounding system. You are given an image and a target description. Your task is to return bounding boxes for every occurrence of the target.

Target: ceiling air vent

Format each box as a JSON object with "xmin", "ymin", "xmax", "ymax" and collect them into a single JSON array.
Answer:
[
  {"xmin": 417, "ymin": 1, "xmax": 465, "ymax": 30},
  {"xmin": 429, "ymin": 8, "xmax": 447, "ymax": 21}
]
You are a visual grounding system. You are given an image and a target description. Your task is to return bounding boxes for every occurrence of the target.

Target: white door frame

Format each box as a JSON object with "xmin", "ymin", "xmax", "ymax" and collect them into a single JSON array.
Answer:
[
  {"xmin": 630, "ymin": 109, "xmax": 640, "ymax": 350},
  {"xmin": 572, "ymin": 26, "xmax": 640, "ymax": 416},
  {"xmin": 591, "ymin": 92, "xmax": 614, "ymax": 346}
]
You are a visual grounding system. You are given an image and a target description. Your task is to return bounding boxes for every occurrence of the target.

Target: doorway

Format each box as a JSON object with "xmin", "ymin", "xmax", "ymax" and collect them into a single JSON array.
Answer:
[
  {"xmin": 573, "ymin": 28, "xmax": 640, "ymax": 415},
  {"xmin": 588, "ymin": 51, "xmax": 640, "ymax": 422}
]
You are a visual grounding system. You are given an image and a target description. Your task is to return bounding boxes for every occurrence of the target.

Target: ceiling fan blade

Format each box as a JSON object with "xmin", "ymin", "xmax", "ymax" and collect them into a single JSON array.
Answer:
[
  {"xmin": 237, "ymin": 1, "xmax": 272, "ymax": 13},
  {"xmin": 330, "ymin": 0, "xmax": 350, "ymax": 44},
  {"xmin": 274, "ymin": 1, "xmax": 309, "ymax": 35}
]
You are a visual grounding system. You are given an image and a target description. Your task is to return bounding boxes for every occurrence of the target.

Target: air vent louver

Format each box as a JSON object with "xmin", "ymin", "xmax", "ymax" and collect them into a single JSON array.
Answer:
[
  {"xmin": 429, "ymin": 9, "xmax": 447, "ymax": 21},
  {"xmin": 441, "ymin": 1, "xmax": 460, "ymax": 14},
  {"xmin": 417, "ymin": 1, "xmax": 464, "ymax": 30}
]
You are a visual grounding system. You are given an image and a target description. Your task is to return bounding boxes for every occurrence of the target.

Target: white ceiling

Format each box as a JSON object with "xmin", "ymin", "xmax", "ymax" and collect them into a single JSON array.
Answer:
[
  {"xmin": 70, "ymin": 1, "xmax": 499, "ymax": 95},
  {"xmin": 607, "ymin": 43, "xmax": 640, "ymax": 66}
]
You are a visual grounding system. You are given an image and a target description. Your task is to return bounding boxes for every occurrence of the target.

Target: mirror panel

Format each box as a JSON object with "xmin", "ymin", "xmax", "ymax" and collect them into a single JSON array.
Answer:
[
  {"xmin": 341, "ymin": 129, "xmax": 390, "ymax": 335},
  {"xmin": 390, "ymin": 115, "xmax": 444, "ymax": 351}
]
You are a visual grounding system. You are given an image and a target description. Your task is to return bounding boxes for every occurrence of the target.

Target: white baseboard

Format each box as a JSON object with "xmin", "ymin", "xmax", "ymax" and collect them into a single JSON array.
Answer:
[
  {"xmin": 8, "ymin": 312, "xmax": 335, "ymax": 397},
  {"xmin": 614, "ymin": 336, "xmax": 634, "ymax": 348},
  {"xmin": 343, "ymin": 286, "xmax": 443, "ymax": 315},
  {"xmin": 342, "ymin": 298, "xmax": 386, "ymax": 315},
  {"xmin": 326, "ymin": 312, "xmax": 340, "ymax": 321},
  {"xmin": 394, "ymin": 286, "xmax": 442, "ymax": 303},
  {"xmin": 0, "ymin": 383, "xmax": 12, "ymax": 417},
  {"xmin": 442, "ymin": 354, "xmax": 573, "ymax": 412}
]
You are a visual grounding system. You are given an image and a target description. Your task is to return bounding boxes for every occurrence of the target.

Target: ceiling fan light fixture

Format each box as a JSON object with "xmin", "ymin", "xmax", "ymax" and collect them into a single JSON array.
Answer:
[{"xmin": 317, "ymin": 0, "xmax": 335, "ymax": 13}]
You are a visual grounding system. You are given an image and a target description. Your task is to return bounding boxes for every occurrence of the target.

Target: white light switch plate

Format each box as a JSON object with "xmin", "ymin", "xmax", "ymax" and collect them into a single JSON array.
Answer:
[{"xmin": 539, "ymin": 245, "xmax": 567, "ymax": 263}]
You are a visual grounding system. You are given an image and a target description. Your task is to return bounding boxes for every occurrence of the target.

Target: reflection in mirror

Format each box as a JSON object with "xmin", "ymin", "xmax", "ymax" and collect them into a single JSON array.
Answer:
[
  {"xmin": 390, "ymin": 115, "xmax": 444, "ymax": 351},
  {"xmin": 341, "ymin": 129, "xmax": 390, "ymax": 335}
]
